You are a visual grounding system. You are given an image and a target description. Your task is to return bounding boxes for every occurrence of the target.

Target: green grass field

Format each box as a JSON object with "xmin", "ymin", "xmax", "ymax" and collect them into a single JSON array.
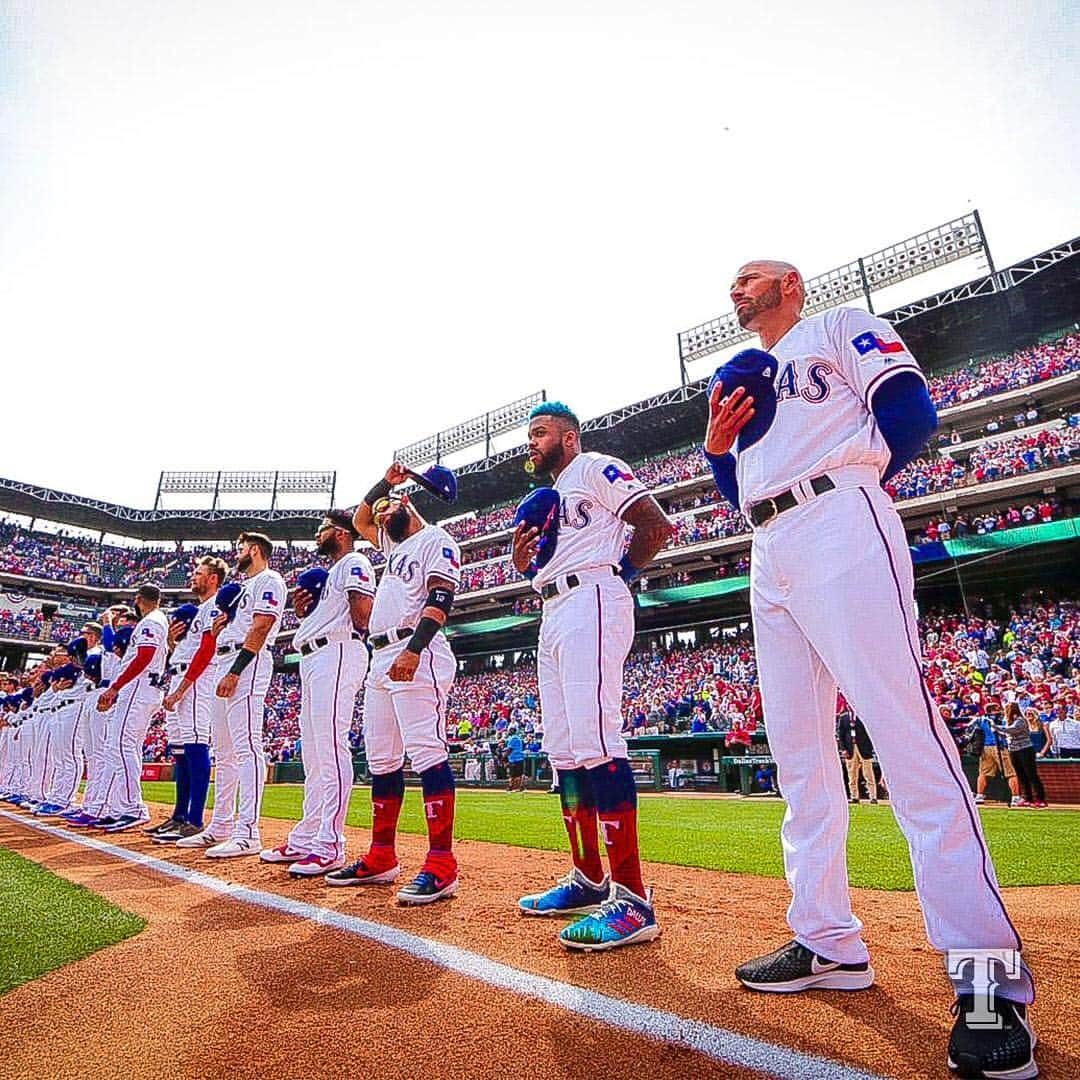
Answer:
[
  {"xmin": 0, "ymin": 847, "xmax": 146, "ymax": 996},
  {"xmin": 139, "ymin": 782, "xmax": 1079, "ymax": 891}
]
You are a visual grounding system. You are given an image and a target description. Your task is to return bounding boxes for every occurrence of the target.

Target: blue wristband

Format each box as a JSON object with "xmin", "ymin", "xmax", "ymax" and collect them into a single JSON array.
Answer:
[{"xmin": 618, "ymin": 554, "xmax": 641, "ymax": 583}]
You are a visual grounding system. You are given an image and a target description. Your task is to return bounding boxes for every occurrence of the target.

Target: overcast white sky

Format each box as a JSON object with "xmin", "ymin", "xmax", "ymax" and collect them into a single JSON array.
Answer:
[{"xmin": 2, "ymin": 0, "xmax": 1077, "ymax": 514}]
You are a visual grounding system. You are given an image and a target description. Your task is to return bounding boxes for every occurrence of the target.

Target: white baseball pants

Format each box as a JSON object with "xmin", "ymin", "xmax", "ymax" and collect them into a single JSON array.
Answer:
[
  {"xmin": 538, "ymin": 570, "xmax": 635, "ymax": 770},
  {"xmin": 363, "ymin": 637, "xmax": 455, "ymax": 776},
  {"xmin": 98, "ymin": 682, "xmax": 163, "ymax": 818},
  {"xmin": 750, "ymin": 474, "xmax": 1033, "ymax": 1003},
  {"xmin": 288, "ymin": 639, "xmax": 368, "ymax": 859}
]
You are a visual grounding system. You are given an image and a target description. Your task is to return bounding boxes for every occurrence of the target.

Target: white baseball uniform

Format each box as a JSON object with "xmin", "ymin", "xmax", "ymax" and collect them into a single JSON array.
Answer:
[
  {"xmin": 209, "ymin": 569, "xmax": 286, "ymax": 842},
  {"xmin": 9, "ymin": 703, "xmax": 34, "ymax": 798},
  {"xmin": 737, "ymin": 305, "xmax": 1032, "ymax": 1002},
  {"xmin": 363, "ymin": 525, "xmax": 460, "ymax": 776},
  {"xmin": 167, "ymin": 598, "xmax": 221, "ymax": 745},
  {"xmin": 287, "ymin": 553, "xmax": 375, "ymax": 860},
  {"xmin": 98, "ymin": 610, "xmax": 169, "ymax": 819},
  {"xmin": 81, "ymin": 641, "xmax": 123, "ymax": 816},
  {"xmin": 532, "ymin": 451, "xmax": 648, "ymax": 770}
]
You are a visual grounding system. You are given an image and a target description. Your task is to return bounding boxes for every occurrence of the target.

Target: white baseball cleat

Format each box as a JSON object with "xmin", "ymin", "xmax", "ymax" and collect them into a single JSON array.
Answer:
[
  {"xmin": 175, "ymin": 829, "xmax": 230, "ymax": 849},
  {"xmin": 205, "ymin": 838, "xmax": 261, "ymax": 859},
  {"xmin": 288, "ymin": 854, "xmax": 347, "ymax": 878},
  {"xmin": 260, "ymin": 843, "xmax": 308, "ymax": 864}
]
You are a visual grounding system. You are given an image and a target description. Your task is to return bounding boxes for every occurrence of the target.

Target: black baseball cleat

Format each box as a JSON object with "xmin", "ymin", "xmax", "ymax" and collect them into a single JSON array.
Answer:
[
  {"xmin": 948, "ymin": 995, "xmax": 1038, "ymax": 1079},
  {"xmin": 144, "ymin": 817, "xmax": 181, "ymax": 836},
  {"xmin": 396, "ymin": 869, "xmax": 458, "ymax": 905},
  {"xmin": 735, "ymin": 940, "xmax": 875, "ymax": 992}
]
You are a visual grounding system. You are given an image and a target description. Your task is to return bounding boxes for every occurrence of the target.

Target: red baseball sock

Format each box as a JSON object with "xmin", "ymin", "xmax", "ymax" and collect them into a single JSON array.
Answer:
[
  {"xmin": 590, "ymin": 759, "xmax": 646, "ymax": 900},
  {"xmin": 558, "ymin": 767, "xmax": 605, "ymax": 884},
  {"xmin": 369, "ymin": 768, "xmax": 404, "ymax": 864},
  {"xmin": 420, "ymin": 761, "xmax": 456, "ymax": 858}
]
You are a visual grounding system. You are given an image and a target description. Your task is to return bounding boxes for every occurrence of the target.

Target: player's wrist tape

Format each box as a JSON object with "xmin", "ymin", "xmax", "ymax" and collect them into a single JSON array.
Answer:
[
  {"xmin": 618, "ymin": 553, "xmax": 642, "ymax": 583},
  {"xmin": 406, "ymin": 616, "xmax": 441, "ymax": 655},
  {"xmin": 364, "ymin": 478, "xmax": 393, "ymax": 507},
  {"xmin": 228, "ymin": 648, "xmax": 256, "ymax": 677}
]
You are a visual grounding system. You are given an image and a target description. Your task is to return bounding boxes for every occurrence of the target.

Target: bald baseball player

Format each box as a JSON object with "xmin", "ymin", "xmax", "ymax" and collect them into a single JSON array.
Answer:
[
  {"xmin": 703, "ymin": 259, "xmax": 1036, "ymax": 1078},
  {"xmin": 92, "ymin": 584, "xmax": 170, "ymax": 832},
  {"xmin": 262, "ymin": 510, "xmax": 375, "ymax": 877},
  {"xmin": 326, "ymin": 465, "xmax": 461, "ymax": 903},
  {"xmin": 513, "ymin": 402, "xmax": 673, "ymax": 951},
  {"xmin": 153, "ymin": 555, "xmax": 229, "ymax": 842}
]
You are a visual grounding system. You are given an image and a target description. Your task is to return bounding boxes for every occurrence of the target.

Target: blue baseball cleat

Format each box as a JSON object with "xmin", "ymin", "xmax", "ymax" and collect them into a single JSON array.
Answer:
[
  {"xmin": 559, "ymin": 882, "xmax": 660, "ymax": 951},
  {"xmin": 518, "ymin": 867, "xmax": 610, "ymax": 917}
]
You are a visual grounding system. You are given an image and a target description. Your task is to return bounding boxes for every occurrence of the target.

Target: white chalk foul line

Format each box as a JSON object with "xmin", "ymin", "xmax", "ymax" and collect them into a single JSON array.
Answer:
[{"xmin": 1, "ymin": 809, "xmax": 886, "ymax": 1080}]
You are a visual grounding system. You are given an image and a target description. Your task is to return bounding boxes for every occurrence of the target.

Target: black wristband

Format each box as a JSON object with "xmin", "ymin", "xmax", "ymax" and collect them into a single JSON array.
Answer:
[
  {"xmin": 406, "ymin": 616, "xmax": 441, "ymax": 655},
  {"xmin": 364, "ymin": 478, "xmax": 393, "ymax": 507},
  {"xmin": 229, "ymin": 647, "xmax": 256, "ymax": 677}
]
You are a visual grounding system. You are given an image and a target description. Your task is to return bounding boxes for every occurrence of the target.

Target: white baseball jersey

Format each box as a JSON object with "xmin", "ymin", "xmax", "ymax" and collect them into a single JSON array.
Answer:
[
  {"xmin": 532, "ymin": 451, "xmax": 649, "ymax": 590},
  {"xmin": 218, "ymin": 568, "xmax": 288, "ymax": 650},
  {"xmin": 101, "ymin": 644, "xmax": 123, "ymax": 682},
  {"xmin": 170, "ymin": 597, "xmax": 221, "ymax": 666},
  {"xmin": 735, "ymin": 306, "xmax": 926, "ymax": 510},
  {"xmin": 123, "ymin": 609, "xmax": 170, "ymax": 679},
  {"xmin": 371, "ymin": 525, "xmax": 461, "ymax": 636},
  {"xmin": 294, "ymin": 552, "xmax": 376, "ymax": 649}
]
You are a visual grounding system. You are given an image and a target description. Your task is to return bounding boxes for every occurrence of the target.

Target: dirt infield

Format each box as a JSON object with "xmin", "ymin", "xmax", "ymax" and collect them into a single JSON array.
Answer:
[{"xmin": 1, "ymin": 803, "xmax": 1078, "ymax": 1080}]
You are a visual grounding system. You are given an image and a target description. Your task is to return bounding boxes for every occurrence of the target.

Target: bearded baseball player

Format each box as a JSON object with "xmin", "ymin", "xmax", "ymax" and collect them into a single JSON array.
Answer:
[
  {"xmin": 90, "ymin": 585, "xmax": 170, "ymax": 832},
  {"xmin": 171, "ymin": 533, "xmax": 286, "ymax": 857},
  {"xmin": 262, "ymin": 510, "xmax": 375, "ymax": 877},
  {"xmin": 513, "ymin": 402, "xmax": 673, "ymax": 951},
  {"xmin": 704, "ymin": 260, "xmax": 1036, "ymax": 1079},
  {"xmin": 327, "ymin": 464, "xmax": 461, "ymax": 903},
  {"xmin": 152, "ymin": 556, "xmax": 229, "ymax": 843}
]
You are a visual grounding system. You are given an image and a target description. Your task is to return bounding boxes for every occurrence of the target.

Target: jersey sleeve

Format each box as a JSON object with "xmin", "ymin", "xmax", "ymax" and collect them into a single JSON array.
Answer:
[
  {"xmin": 427, "ymin": 533, "xmax": 462, "ymax": 588},
  {"xmin": 830, "ymin": 307, "xmax": 926, "ymax": 408},
  {"xmin": 253, "ymin": 574, "xmax": 287, "ymax": 618},
  {"xmin": 586, "ymin": 454, "xmax": 650, "ymax": 518},
  {"xmin": 135, "ymin": 617, "xmax": 165, "ymax": 650},
  {"xmin": 340, "ymin": 553, "xmax": 376, "ymax": 596}
]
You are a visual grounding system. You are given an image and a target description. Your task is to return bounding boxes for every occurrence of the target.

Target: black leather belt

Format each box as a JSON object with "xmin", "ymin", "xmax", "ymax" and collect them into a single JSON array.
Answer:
[
  {"xmin": 172, "ymin": 661, "xmax": 190, "ymax": 674},
  {"xmin": 217, "ymin": 643, "xmax": 242, "ymax": 656},
  {"xmin": 748, "ymin": 475, "xmax": 835, "ymax": 527},
  {"xmin": 148, "ymin": 672, "xmax": 167, "ymax": 689},
  {"xmin": 299, "ymin": 632, "xmax": 365, "ymax": 657},
  {"xmin": 369, "ymin": 627, "xmax": 414, "ymax": 651},
  {"xmin": 99, "ymin": 680, "xmax": 111, "ymax": 689},
  {"xmin": 540, "ymin": 566, "xmax": 618, "ymax": 601}
]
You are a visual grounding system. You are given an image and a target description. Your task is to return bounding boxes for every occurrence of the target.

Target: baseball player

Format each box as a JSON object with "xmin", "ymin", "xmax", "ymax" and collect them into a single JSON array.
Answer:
[
  {"xmin": 704, "ymin": 260, "xmax": 1036, "ymax": 1078},
  {"xmin": 154, "ymin": 555, "xmax": 229, "ymax": 842},
  {"xmin": 173, "ymin": 533, "xmax": 285, "ymax": 857},
  {"xmin": 92, "ymin": 584, "xmax": 170, "ymax": 832},
  {"xmin": 513, "ymin": 402, "xmax": 673, "ymax": 951},
  {"xmin": 37, "ymin": 642, "xmax": 90, "ymax": 816},
  {"xmin": 66, "ymin": 607, "xmax": 137, "ymax": 827},
  {"xmin": 325, "ymin": 465, "xmax": 461, "ymax": 903},
  {"xmin": 261, "ymin": 510, "xmax": 375, "ymax": 877},
  {"xmin": 26, "ymin": 654, "xmax": 66, "ymax": 810}
]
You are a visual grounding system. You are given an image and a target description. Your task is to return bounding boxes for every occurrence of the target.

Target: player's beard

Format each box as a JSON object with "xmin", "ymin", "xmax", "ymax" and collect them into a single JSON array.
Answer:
[
  {"xmin": 534, "ymin": 445, "xmax": 564, "ymax": 476},
  {"xmin": 736, "ymin": 281, "xmax": 782, "ymax": 328},
  {"xmin": 317, "ymin": 534, "xmax": 337, "ymax": 557},
  {"xmin": 236, "ymin": 552, "xmax": 253, "ymax": 574},
  {"xmin": 385, "ymin": 505, "xmax": 412, "ymax": 543}
]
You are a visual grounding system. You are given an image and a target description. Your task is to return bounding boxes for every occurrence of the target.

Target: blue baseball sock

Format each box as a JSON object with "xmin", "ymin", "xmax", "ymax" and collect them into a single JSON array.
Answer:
[
  {"xmin": 171, "ymin": 746, "xmax": 190, "ymax": 821},
  {"xmin": 184, "ymin": 743, "xmax": 211, "ymax": 828}
]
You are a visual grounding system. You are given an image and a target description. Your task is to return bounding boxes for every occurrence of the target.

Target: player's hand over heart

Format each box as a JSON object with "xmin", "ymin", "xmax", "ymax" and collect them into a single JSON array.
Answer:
[
  {"xmin": 511, "ymin": 524, "xmax": 541, "ymax": 574},
  {"xmin": 293, "ymin": 588, "xmax": 313, "ymax": 619},
  {"xmin": 704, "ymin": 383, "xmax": 755, "ymax": 456},
  {"xmin": 388, "ymin": 650, "xmax": 420, "ymax": 682},
  {"xmin": 211, "ymin": 613, "xmax": 228, "ymax": 637}
]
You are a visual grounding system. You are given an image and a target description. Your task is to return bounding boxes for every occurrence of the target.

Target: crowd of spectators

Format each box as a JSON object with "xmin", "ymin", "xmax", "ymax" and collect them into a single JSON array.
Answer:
[
  {"xmin": 911, "ymin": 500, "xmax": 1067, "ymax": 546},
  {"xmin": 928, "ymin": 333, "xmax": 1080, "ymax": 409}
]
